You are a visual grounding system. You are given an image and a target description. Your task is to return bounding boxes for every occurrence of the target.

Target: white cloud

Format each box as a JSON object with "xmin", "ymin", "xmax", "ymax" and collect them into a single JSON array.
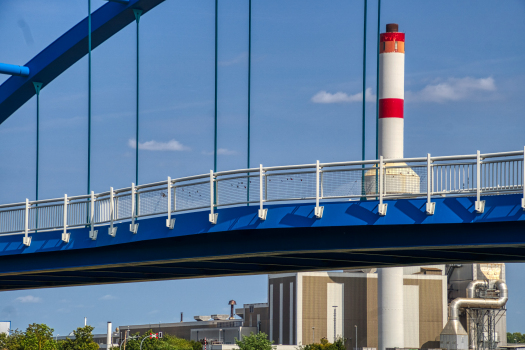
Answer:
[
  {"xmin": 311, "ymin": 87, "xmax": 376, "ymax": 104},
  {"xmin": 202, "ymin": 148, "xmax": 237, "ymax": 156},
  {"xmin": 128, "ymin": 139, "xmax": 190, "ymax": 151},
  {"xmin": 407, "ymin": 77, "xmax": 496, "ymax": 103},
  {"xmin": 219, "ymin": 52, "xmax": 247, "ymax": 66},
  {"xmin": 15, "ymin": 295, "xmax": 41, "ymax": 303},
  {"xmin": 99, "ymin": 294, "xmax": 117, "ymax": 301}
]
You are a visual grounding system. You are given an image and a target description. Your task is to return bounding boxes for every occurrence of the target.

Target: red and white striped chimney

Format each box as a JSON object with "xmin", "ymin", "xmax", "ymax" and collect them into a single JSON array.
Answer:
[
  {"xmin": 378, "ymin": 23, "xmax": 405, "ymax": 160},
  {"xmin": 377, "ymin": 23, "xmax": 405, "ymax": 350}
]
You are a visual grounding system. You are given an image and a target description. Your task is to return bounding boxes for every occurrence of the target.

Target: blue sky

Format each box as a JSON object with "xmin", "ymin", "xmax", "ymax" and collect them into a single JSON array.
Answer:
[{"xmin": 0, "ymin": 0, "xmax": 525, "ymax": 336}]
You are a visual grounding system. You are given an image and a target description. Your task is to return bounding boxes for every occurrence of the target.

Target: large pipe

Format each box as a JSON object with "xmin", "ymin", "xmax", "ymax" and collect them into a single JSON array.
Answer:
[
  {"xmin": 466, "ymin": 280, "xmax": 488, "ymax": 299},
  {"xmin": 0, "ymin": 63, "xmax": 30, "ymax": 77},
  {"xmin": 449, "ymin": 280, "xmax": 508, "ymax": 320}
]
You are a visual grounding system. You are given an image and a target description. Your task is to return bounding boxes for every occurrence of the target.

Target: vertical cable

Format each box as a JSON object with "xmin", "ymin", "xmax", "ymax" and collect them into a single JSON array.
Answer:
[
  {"xmin": 374, "ymin": 0, "xmax": 381, "ymax": 197},
  {"xmin": 247, "ymin": 0, "xmax": 252, "ymax": 205},
  {"xmin": 214, "ymin": 0, "xmax": 219, "ymax": 174},
  {"xmin": 375, "ymin": 0, "xmax": 381, "ymax": 159},
  {"xmin": 33, "ymin": 82, "xmax": 42, "ymax": 201},
  {"xmin": 33, "ymin": 82, "xmax": 42, "ymax": 231},
  {"xmin": 361, "ymin": 0, "xmax": 367, "ymax": 198},
  {"xmin": 88, "ymin": 0, "xmax": 92, "ymax": 195},
  {"xmin": 134, "ymin": 10, "xmax": 142, "ymax": 186}
]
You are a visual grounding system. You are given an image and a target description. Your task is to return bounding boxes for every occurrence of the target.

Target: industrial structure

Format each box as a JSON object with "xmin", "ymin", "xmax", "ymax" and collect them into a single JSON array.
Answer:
[{"xmin": 113, "ymin": 264, "xmax": 507, "ymax": 350}]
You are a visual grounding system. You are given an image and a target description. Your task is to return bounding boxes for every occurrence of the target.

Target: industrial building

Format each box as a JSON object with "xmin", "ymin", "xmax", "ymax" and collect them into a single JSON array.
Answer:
[
  {"xmin": 264, "ymin": 268, "xmax": 447, "ymax": 348},
  {"xmin": 113, "ymin": 263, "xmax": 507, "ymax": 350}
]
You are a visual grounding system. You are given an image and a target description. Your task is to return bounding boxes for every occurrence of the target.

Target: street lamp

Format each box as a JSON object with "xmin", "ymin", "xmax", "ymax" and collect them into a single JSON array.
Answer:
[
  {"xmin": 332, "ymin": 306, "xmax": 338, "ymax": 342},
  {"xmin": 312, "ymin": 327, "xmax": 315, "ymax": 344},
  {"xmin": 355, "ymin": 325, "xmax": 357, "ymax": 350}
]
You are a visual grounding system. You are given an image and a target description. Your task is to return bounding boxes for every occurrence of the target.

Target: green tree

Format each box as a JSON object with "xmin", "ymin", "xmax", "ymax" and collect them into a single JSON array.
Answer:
[
  {"xmin": 297, "ymin": 337, "xmax": 346, "ymax": 350},
  {"xmin": 235, "ymin": 332, "xmax": 274, "ymax": 350},
  {"xmin": 188, "ymin": 340, "xmax": 202, "ymax": 350},
  {"xmin": 507, "ymin": 332, "xmax": 525, "ymax": 344},
  {"xmin": 22, "ymin": 323, "xmax": 57, "ymax": 350},
  {"xmin": 0, "ymin": 329, "xmax": 25, "ymax": 350},
  {"xmin": 59, "ymin": 326, "xmax": 98, "ymax": 350}
]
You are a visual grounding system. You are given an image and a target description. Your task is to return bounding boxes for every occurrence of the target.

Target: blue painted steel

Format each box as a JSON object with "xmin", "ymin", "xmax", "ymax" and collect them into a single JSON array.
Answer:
[
  {"xmin": 0, "ymin": 0, "xmax": 165, "ymax": 125},
  {"xmin": 0, "ymin": 63, "xmax": 30, "ymax": 77},
  {"xmin": 0, "ymin": 194, "xmax": 523, "ymax": 290}
]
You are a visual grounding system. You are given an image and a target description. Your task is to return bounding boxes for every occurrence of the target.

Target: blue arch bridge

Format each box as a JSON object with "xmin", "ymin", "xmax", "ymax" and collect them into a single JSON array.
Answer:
[
  {"xmin": 0, "ymin": 1, "xmax": 524, "ymax": 291},
  {"xmin": 0, "ymin": 149, "xmax": 522, "ymax": 291}
]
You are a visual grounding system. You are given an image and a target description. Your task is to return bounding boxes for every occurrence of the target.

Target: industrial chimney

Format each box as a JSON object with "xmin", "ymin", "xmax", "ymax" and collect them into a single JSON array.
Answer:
[
  {"xmin": 228, "ymin": 300, "xmax": 237, "ymax": 320},
  {"xmin": 377, "ymin": 23, "xmax": 405, "ymax": 350}
]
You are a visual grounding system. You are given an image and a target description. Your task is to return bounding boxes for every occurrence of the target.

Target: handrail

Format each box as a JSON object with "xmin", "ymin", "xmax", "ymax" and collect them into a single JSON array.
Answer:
[{"xmin": 0, "ymin": 149, "xmax": 523, "ymax": 245}]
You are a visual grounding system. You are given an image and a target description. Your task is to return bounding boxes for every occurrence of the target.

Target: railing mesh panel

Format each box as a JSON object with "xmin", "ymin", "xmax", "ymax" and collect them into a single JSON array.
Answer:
[
  {"xmin": 322, "ymin": 169, "xmax": 366, "ymax": 198},
  {"xmin": 174, "ymin": 182, "xmax": 209, "ymax": 211},
  {"xmin": 217, "ymin": 175, "xmax": 261, "ymax": 206},
  {"xmin": 383, "ymin": 165, "xmax": 427, "ymax": 195},
  {"xmin": 266, "ymin": 171, "xmax": 315, "ymax": 201},
  {"xmin": 138, "ymin": 189, "xmax": 169, "ymax": 216},
  {"xmin": 116, "ymin": 194, "xmax": 133, "ymax": 220}
]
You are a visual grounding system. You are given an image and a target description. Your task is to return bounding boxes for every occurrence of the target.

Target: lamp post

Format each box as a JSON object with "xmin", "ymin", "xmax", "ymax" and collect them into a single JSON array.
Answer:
[
  {"xmin": 355, "ymin": 325, "xmax": 357, "ymax": 350},
  {"xmin": 312, "ymin": 327, "xmax": 315, "ymax": 344},
  {"xmin": 332, "ymin": 306, "xmax": 338, "ymax": 342}
]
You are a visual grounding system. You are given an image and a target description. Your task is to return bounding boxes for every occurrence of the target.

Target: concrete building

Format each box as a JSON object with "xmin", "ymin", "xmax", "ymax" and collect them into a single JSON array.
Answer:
[{"xmin": 265, "ymin": 269, "xmax": 447, "ymax": 348}]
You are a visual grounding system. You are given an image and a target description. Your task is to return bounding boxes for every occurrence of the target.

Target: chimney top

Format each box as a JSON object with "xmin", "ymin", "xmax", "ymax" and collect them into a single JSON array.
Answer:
[{"xmin": 386, "ymin": 23, "xmax": 399, "ymax": 33}]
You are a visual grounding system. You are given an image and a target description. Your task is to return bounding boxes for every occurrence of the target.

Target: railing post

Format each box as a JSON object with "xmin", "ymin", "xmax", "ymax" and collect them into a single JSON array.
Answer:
[
  {"xmin": 89, "ymin": 191, "xmax": 98, "ymax": 240},
  {"xmin": 109, "ymin": 187, "xmax": 117, "ymax": 236},
  {"xmin": 62, "ymin": 194, "xmax": 70, "ymax": 243},
  {"xmin": 426, "ymin": 153, "xmax": 435, "ymax": 215},
  {"xmin": 209, "ymin": 170, "xmax": 218, "ymax": 224},
  {"xmin": 23, "ymin": 198, "xmax": 31, "ymax": 247},
  {"xmin": 258, "ymin": 164, "xmax": 267, "ymax": 220},
  {"xmin": 130, "ymin": 183, "xmax": 138, "ymax": 234},
  {"xmin": 167, "ymin": 176, "xmax": 175, "ymax": 229},
  {"xmin": 378, "ymin": 156, "xmax": 387, "ymax": 216},
  {"xmin": 475, "ymin": 150, "xmax": 485, "ymax": 213},
  {"xmin": 522, "ymin": 146, "xmax": 525, "ymax": 210},
  {"xmin": 315, "ymin": 160, "xmax": 324, "ymax": 218}
]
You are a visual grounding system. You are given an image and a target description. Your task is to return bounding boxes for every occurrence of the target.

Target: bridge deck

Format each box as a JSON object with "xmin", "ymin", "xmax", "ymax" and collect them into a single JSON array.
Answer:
[{"xmin": 0, "ymin": 194, "xmax": 523, "ymax": 291}]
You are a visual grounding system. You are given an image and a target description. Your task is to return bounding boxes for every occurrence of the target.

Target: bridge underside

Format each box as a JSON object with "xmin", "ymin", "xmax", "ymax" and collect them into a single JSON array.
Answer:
[{"xmin": 0, "ymin": 213, "xmax": 524, "ymax": 291}]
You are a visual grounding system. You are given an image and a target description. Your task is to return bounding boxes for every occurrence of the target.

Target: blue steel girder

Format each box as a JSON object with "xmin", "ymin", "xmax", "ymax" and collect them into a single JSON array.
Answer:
[
  {"xmin": 0, "ymin": 194, "xmax": 523, "ymax": 290},
  {"xmin": 0, "ymin": 0, "xmax": 164, "ymax": 124}
]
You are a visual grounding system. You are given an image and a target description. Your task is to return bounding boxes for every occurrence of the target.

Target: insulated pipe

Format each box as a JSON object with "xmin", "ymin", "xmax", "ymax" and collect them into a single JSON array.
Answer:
[
  {"xmin": 378, "ymin": 23, "xmax": 405, "ymax": 159},
  {"xmin": 0, "ymin": 63, "xmax": 30, "ymax": 77},
  {"xmin": 449, "ymin": 280, "xmax": 508, "ymax": 320},
  {"xmin": 466, "ymin": 280, "xmax": 488, "ymax": 299}
]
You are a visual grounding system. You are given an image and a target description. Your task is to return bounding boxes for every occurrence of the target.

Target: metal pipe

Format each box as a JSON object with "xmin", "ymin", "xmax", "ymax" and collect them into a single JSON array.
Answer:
[
  {"xmin": 466, "ymin": 280, "xmax": 487, "ymax": 298},
  {"xmin": 449, "ymin": 280, "xmax": 508, "ymax": 321},
  {"xmin": 0, "ymin": 63, "xmax": 30, "ymax": 77}
]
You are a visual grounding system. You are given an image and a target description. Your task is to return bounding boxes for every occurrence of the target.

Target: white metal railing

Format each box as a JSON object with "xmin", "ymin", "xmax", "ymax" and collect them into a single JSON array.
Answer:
[{"xmin": 1, "ymin": 148, "xmax": 524, "ymax": 246}]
